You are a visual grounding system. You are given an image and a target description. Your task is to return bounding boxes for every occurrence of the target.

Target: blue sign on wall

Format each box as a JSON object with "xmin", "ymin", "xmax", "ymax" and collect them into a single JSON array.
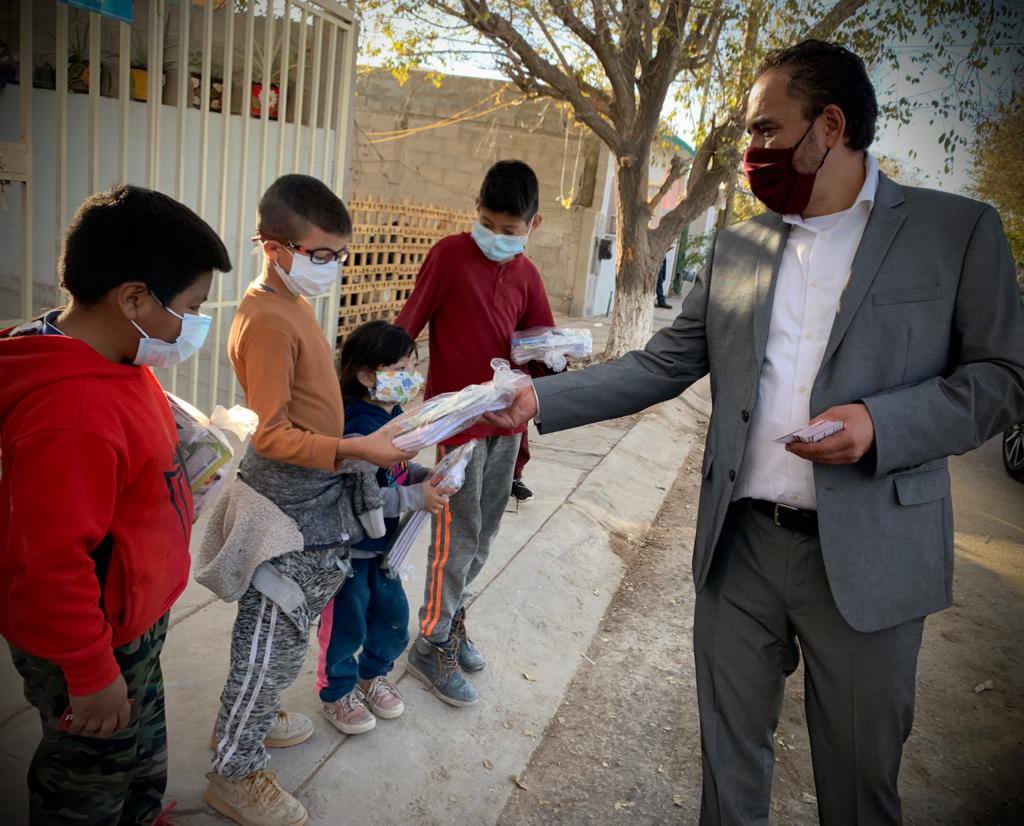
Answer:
[{"xmin": 60, "ymin": 0, "xmax": 133, "ymax": 24}]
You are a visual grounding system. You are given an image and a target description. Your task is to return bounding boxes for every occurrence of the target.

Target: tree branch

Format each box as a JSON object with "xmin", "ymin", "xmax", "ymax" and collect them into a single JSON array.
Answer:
[
  {"xmin": 647, "ymin": 153, "xmax": 689, "ymax": 212},
  {"xmin": 446, "ymin": 0, "xmax": 623, "ymax": 150},
  {"xmin": 635, "ymin": 0, "xmax": 690, "ymax": 143},
  {"xmin": 549, "ymin": 0, "xmax": 635, "ymax": 122},
  {"xmin": 804, "ymin": 0, "xmax": 871, "ymax": 41}
]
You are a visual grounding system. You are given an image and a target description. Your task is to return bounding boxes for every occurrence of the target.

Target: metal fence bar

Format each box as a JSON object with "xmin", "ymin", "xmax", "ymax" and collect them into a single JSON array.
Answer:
[
  {"xmin": 118, "ymin": 21, "xmax": 130, "ymax": 183},
  {"xmin": 55, "ymin": 3, "xmax": 68, "ymax": 240},
  {"xmin": 290, "ymin": 5, "xmax": 310, "ymax": 171},
  {"xmin": 147, "ymin": 0, "xmax": 162, "ymax": 188},
  {"xmin": 305, "ymin": 15, "xmax": 324, "ymax": 174},
  {"xmin": 19, "ymin": 0, "xmax": 33, "ymax": 322},
  {"xmin": 193, "ymin": 0, "xmax": 217, "ymax": 404},
  {"xmin": 197, "ymin": 0, "xmax": 214, "ymax": 215},
  {"xmin": 174, "ymin": 0, "xmax": 190, "ymax": 200},
  {"xmin": 230, "ymin": 0, "xmax": 258, "ymax": 406},
  {"xmin": 318, "ymin": 24, "xmax": 338, "ymax": 183},
  {"xmin": 275, "ymin": 0, "xmax": 292, "ymax": 178},
  {"xmin": 88, "ymin": 10, "xmax": 102, "ymax": 194},
  {"xmin": 210, "ymin": 0, "xmax": 237, "ymax": 411},
  {"xmin": 257, "ymin": 0, "xmax": 275, "ymax": 195},
  {"xmin": 331, "ymin": 19, "xmax": 357, "ymax": 195}
]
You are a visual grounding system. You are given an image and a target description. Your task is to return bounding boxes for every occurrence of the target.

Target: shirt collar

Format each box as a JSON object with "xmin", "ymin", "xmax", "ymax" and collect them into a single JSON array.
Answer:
[{"xmin": 783, "ymin": 152, "xmax": 879, "ymax": 232}]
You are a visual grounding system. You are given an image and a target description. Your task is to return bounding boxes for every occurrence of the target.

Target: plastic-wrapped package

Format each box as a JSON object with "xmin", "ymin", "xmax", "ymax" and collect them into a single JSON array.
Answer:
[
  {"xmin": 391, "ymin": 360, "xmax": 531, "ymax": 452},
  {"xmin": 429, "ymin": 440, "xmax": 477, "ymax": 490},
  {"xmin": 511, "ymin": 326, "xmax": 593, "ymax": 372},
  {"xmin": 166, "ymin": 395, "xmax": 258, "ymax": 517},
  {"xmin": 384, "ymin": 441, "xmax": 477, "ymax": 573}
]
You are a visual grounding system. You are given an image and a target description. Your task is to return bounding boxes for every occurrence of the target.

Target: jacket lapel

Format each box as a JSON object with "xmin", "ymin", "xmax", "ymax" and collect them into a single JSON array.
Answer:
[
  {"xmin": 752, "ymin": 214, "xmax": 790, "ymax": 364},
  {"xmin": 820, "ymin": 174, "xmax": 907, "ymax": 367}
]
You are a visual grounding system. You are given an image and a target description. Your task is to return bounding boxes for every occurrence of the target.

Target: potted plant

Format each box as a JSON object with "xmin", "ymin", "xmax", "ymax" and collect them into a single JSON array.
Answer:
[
  {"xmin": 68, "ymin": 16, "xmax": 89, "ymax": 94},
  {"xmin": 240, "ymin": 24, "xmax": 303, "ymax": 120},
  {"xmin": 130, "ymin": 30, "xmax": 151, "ymax": 101},
  {"xmin": 249, "ymin": 36, "xmax": 281, "ymax": 120},
  {"xmin": 188, "ymin": 50, "xmax": 224, "ymax": 112}
]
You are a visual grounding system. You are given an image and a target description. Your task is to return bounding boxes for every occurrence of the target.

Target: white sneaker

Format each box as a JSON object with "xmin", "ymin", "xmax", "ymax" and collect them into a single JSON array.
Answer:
[
  {"xmin": 264, "ymin": 710, "xmax": 314, "ymax": 748},
  {"xmin": 204, "ymin": 770, "xmax": 308, "ymax": 826},
  {"xmin": 322, "ymin": 688, "xmax": 377, "ymax": 735}
]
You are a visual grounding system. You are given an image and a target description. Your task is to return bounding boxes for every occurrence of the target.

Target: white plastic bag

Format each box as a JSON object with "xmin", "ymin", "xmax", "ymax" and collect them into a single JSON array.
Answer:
[
  {"xmin": 391, "ymin": 360, "xmax": 531, "ymax": 452},
  {"xmin": 166, "ymin": 395, "xmax": 258, "ymax": 518},
  {"xmin": 511, "ymin": 326, "xmax": 593, "ymax": 373},
  {"xmin": 384, "ymin": 441, "xmax": 477, "ymax": 572},
  {"xmin": 429, "ymin": 440, "xmax": 477, "ymax": 490}
]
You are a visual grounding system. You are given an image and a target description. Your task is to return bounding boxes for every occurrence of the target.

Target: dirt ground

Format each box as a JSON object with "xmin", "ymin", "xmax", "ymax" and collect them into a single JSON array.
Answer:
[{"xmin": 497, "ymin": 437, "xmax": 1024, "ymax": 826}]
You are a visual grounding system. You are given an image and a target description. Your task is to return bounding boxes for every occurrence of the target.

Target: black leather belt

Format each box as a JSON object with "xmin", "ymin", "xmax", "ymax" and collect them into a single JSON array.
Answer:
[{"xmin": 749, "ymin": 499, "xmax": 819, "ymax": 535}]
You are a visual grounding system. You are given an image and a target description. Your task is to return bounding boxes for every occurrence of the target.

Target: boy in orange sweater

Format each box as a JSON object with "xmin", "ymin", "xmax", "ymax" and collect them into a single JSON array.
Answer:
[{"xmin": 206, "ymin": 175, "xmax": 413, "ymax": 826}]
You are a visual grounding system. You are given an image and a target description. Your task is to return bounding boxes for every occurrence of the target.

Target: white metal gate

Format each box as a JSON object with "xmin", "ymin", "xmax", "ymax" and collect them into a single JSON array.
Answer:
[{"xmin": 0, "ymin": 0, "xmax": 358, "ymax": 411}]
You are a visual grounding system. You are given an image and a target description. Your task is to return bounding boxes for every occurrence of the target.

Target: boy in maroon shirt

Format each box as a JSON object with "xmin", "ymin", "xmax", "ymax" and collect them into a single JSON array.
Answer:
[{"xmin": 397, "ymin": 160, "xmax": 555, "ymax": 705}]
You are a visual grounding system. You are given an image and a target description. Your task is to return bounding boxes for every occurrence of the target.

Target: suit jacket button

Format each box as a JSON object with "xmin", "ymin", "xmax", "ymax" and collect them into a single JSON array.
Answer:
[
  {"xmin": 742, "ymin": 410, "xmax": 750, "ymax": 422},
  {"xmin": 729, "ymin": 470, "xmax": 736, "ymax": 482}
]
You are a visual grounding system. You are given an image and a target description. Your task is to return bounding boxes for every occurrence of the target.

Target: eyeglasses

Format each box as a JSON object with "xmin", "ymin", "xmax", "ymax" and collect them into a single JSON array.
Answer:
[{"xmin": 253, "ymin": 236, "xmax": 349, "ymax": 265}]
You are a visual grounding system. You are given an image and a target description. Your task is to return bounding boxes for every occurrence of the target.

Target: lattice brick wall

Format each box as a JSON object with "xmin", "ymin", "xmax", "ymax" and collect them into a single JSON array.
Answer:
[{"xmin": 337, "ymin": 197, "xmax": 476, "ymax": 350}]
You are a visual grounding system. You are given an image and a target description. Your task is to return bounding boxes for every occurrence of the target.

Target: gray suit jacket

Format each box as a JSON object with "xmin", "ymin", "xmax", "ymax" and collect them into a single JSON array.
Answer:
[{"xmin": 536, "ymin": 175, "xmax": 1024, "ymax": 632}]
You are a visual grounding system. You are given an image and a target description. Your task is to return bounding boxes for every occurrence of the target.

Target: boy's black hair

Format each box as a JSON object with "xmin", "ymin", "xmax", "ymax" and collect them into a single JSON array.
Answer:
[
  {"xmin": 60, "ymin": 185, "xmax": 231, "ymax": 305},
  {"xmin": 757, "ymin": 39, "xmax": 878, "ymax": 151},
  {"xmin": 258, "ymin": 174, "xmax": 352, "ymax": 241},
  {"xmin": 339, "ymin": 320, "xmax": 417, "ymax": 400},
  {"xmin": 478, "ymin": 160, "xmax": 540, "ymax": 221}
]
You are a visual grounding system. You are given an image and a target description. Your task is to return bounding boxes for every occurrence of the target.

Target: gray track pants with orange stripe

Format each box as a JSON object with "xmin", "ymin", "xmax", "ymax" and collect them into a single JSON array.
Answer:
[{"xmin": 419, "ymin": 434, "xmax": 521, "ymax": 643}]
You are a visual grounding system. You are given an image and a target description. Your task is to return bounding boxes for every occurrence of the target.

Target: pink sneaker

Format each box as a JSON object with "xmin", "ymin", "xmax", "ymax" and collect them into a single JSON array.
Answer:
[
  {"xmin": 322, "ymin": 689, "xmax": 376, "ymax": 735},
  {"xmin": 360, "ymin": 676, "xmax": 405, "ymax": 719}
]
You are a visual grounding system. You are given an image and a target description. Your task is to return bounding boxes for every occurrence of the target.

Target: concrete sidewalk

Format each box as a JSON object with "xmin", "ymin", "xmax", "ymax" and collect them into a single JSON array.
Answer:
[{"xmin": 0, "ymin": 302, "xmax": 705, "ymax": 825}]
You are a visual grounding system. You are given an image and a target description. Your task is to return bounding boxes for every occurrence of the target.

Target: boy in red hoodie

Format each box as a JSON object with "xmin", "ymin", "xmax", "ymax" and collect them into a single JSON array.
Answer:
[
  {"xmin": 397, "ymin": 160, "xmax": 555, "ymax": 706},
  {"xmin": 0, "ymin": 185, "xmax": 231, "ymax": 825}
]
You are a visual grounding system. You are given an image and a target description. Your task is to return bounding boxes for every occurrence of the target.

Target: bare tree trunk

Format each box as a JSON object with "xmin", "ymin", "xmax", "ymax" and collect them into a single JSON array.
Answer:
[{"xmin": 604, "ymin": 160, "xmax": 658, "ymax": 359}]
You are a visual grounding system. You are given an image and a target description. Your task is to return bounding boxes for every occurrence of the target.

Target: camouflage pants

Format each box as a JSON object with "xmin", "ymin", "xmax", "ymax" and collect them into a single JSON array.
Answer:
[{"xmin": 9, "ymin": 614, "xmax": 170, "ymax": 826}]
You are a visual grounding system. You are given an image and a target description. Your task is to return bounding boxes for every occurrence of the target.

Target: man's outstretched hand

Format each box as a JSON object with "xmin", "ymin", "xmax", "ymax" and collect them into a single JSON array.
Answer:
[{"xmin": 484, "ymin": 384, "xmax": 539, "ymax": 430}]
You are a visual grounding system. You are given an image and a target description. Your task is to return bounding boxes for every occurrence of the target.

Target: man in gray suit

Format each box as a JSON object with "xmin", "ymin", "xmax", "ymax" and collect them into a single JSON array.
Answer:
[{"xmin": 488, "ymin": 40, "xmax": 1024, "ymax": 825}]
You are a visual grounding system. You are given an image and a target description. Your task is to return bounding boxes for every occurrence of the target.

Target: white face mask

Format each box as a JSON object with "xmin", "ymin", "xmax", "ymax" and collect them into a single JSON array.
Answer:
[
  {"xmin": 132, "ymin": 301, "xmax": 211, "ymax": 368},
  {"xmin": 274, "ymin": 249, "xmax": 340, "ymax": 298}
]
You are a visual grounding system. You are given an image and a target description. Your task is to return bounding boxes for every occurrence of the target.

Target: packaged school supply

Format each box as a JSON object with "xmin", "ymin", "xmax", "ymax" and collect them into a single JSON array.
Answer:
[
  {"xmin": 167, "ymin": 395, "xmax": 258, "ymax": 515},
  {"xmin": 383, "ymin": 442, "xmax": 477, "ymax": 573},
  {"xmin": 775, "ymin": 419, "xmax": 845, "ymax": 445},
  {"xmin": 511, "ymin": 326, "xmax": 593, "ymax": 372},
  {"xmin": 390, "ymin": 360, "xmax": 531, "ymax": 452}
]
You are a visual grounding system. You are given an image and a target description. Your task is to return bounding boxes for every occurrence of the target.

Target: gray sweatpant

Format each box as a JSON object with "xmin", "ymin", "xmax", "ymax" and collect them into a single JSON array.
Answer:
[
  {"xmin": 212, "ymin": 550, "xmax": 348, "ymax": 778},
  {"xmin": 418, "ymin": 434, "xmax": 521, "ymax": 643}
]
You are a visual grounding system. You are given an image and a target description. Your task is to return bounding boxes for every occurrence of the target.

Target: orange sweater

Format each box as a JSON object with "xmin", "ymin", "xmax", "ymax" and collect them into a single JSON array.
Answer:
[{"xmin": 228, "ymin": 283, "xmax": 342, "ymax": 470}]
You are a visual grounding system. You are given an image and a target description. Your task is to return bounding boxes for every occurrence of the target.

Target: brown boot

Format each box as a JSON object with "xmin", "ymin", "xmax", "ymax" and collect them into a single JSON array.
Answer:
[{"xmin": 203, "ymin": 770, "xmax": 308, "ymax": 826}]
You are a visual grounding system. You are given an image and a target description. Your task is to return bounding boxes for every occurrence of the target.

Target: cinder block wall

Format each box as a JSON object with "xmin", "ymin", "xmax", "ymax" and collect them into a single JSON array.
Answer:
[{"xmin": 351, "ymin": 69, "xmax": 609, "ymax": 315}]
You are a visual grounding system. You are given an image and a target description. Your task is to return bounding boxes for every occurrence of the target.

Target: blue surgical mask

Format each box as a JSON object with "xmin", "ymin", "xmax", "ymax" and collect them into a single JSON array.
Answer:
[
  {"xmin": 132, "ymin": 300, "xmax": 211, "ymax": 368},
  {"xmin": 472, "ymin": 222, "xmax": 529, "ymax": 262}
]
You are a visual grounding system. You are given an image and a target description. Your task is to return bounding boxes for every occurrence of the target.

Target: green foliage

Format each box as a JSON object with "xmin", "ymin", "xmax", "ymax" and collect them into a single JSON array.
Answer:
[{"xmin": 971, "ymin": 88, "xmax": 1024, "ymax": 263}]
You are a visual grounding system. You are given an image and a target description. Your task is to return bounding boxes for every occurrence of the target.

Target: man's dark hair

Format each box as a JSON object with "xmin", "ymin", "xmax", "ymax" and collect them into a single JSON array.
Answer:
[
  {"xmin": 258, "ymin": 174, "xmax": 352, "ymax": 241},
  {"xmin": 479, "ymin": 160, "xmax": 540, "ymax": 221},
  {"xmin": 60, "ymin": 185, "xmax": 231, "ymax": 305},
  {"xmin": 757, "ymin": 39, "xmax": 878, "ymax": 151},
  {"xmin": 339, "ymin": 320, "xmax": 417, "ymax": 400}
]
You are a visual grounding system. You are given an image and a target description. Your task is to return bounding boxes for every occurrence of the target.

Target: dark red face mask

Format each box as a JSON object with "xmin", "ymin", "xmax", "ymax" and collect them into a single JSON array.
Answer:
[{"xmin": 742, "ymin": 120, "xmax": 829, "ymax": 215}]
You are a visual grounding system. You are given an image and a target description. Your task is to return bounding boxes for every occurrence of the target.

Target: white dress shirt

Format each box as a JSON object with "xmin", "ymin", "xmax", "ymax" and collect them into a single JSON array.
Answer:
[{"xmin": 733, "ymin": 154, "xmax": 879, "ymax": 510}]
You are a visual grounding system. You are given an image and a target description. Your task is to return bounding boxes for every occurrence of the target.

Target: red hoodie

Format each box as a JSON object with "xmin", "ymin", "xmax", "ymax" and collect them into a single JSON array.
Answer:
[
  {"xmin": 396, "ymin": 232, "xmax": 555, "ymax": 446},
  {"xmin": 0, "ymin": 330, "xmax": 192, "ymax": 695}
]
